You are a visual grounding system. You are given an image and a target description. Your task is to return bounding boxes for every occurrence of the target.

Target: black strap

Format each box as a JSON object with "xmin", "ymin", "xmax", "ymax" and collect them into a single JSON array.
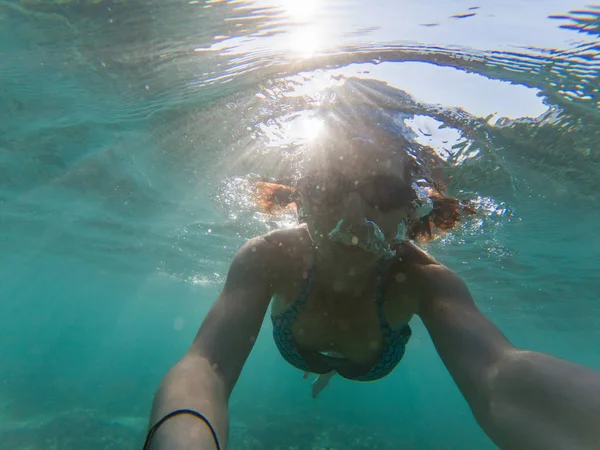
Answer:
[{"xmin": 142, "ymin": 408, "xmax": 221, "ymax": 450}]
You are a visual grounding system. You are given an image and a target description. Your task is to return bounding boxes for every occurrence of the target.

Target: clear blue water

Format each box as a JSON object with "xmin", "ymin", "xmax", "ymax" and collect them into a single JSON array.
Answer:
[{"xmin": 1, "ymin": 1, "xmax": 600, "ymax": 448}]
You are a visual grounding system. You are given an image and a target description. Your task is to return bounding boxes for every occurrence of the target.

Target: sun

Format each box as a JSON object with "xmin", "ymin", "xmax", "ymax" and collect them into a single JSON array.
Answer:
[{"xmin": 279, "ymin": 0, "xmax": 319, "ymax": 20}]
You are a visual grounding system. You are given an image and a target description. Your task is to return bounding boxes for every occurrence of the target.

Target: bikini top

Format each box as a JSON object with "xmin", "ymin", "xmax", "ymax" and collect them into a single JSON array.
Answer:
[{"xmin": 270, "ymin": 261, "xmax": 412, "ymax": 381}]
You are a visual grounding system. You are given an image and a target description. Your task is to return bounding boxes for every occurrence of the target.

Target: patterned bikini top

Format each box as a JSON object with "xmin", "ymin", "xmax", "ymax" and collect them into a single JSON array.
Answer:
[{"xmin": 270, "ymin": 262, "xmax": 412, "ymax": 381}]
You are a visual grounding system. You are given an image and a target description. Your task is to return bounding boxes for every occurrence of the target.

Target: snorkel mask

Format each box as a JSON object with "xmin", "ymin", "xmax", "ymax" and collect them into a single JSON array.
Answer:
[
  {"xmin": 326, "ymin": 181, "xmax": 433, "ymax": 259},
  {"xmin": 328, "ymin": 218, "xmax": 396, "ymax": 259}
]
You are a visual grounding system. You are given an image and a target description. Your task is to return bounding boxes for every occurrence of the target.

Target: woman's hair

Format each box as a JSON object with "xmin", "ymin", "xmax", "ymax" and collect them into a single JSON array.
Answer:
[
  {"xmin": 249, "ymin": 115, "xmax": 476, "ymax": 241},
  {"xmin": 405, "ymin": 190, "xmax": 477, "ymax": 242},
  {"xmin": 252, "ymin": 179, "xmax": 475, "ymax": 242},
  {"xmin": 252, "ymin": 181, "xmax": 297, "ymax": 215}
]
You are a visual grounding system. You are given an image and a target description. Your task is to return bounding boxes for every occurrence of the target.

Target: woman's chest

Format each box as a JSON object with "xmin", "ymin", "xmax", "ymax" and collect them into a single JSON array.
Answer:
[
  {"xmin": 272, "ymin": 269, "xmax": 417, "ymax": 364},
  {"xmin": 292, "ymin": 296, "xmax": 384, "ymax": 361}
]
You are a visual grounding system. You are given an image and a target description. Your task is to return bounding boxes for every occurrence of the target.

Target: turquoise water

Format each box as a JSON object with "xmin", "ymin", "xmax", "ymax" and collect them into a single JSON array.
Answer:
[{"xmin": 1, "ymin": 0, "xmax": 600, "ymax": 448}]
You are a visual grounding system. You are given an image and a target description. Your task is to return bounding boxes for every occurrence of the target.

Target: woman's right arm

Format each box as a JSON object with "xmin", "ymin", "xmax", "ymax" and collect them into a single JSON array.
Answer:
[{"xmin": 147, "ymin": 236, "xmax": 278, "ymax": 450}]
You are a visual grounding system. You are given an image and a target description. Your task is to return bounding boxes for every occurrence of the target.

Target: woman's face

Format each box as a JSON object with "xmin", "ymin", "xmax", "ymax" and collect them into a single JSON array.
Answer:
[{"xmin": 297, "ymin": 143, "xmax": 415, "ymax": 260}]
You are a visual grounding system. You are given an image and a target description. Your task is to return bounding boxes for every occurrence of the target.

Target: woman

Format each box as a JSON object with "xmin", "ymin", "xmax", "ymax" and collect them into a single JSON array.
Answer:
[
  {"xmin": 250, "ymin": 121, "xmax": 474, "ymax": 397},
  {"xmin": 144, "ymin": 117, "xmax": 600, "ymax": 450}
]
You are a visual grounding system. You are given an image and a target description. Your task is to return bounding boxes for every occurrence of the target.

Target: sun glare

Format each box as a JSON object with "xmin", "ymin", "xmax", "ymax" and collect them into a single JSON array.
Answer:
[
  {"xmin": 279, "ymin": 0, "xmax": 321, "ymax": 58},
  {"xmin": 280, "ymin": 0, "xmax": 318, "ymax": 20},
  {"xmin": 289, "ymin": 26, "xmax": 319, "ymax": 58},
  {"xmin": 301, "ymin": 117, "xmax": 323, "ymax": 140}
]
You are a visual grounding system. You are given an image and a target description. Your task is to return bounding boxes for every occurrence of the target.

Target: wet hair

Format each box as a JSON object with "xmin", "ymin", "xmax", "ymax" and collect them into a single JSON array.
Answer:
[
  {"xmin": 250, "ymin": 116, "xmax": 476, "ymax": 241},
  {"xmin": 405, "ymin": 191, "xmax": 477, "ymax": 242},
  {"xmin": 252, "ymin": 181, "xmax": 297, "ymax": 215},
  {"xmin": 252, "ymin": 178, "xmax": 475, "ymax": 242}
]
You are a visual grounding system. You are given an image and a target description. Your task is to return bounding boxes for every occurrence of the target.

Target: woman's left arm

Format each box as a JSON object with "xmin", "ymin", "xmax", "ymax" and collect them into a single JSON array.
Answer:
[
  {"xmin": 399, "ymin": 242, "xmax": 600, "ymax": 450},
  {"xmin": 421, "ymin": 278, "xmax": 600, "ymax": 450}
]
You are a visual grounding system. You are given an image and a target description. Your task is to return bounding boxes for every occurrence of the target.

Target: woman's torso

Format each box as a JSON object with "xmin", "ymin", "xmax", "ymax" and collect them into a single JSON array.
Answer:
[{"xmin": 266, "ymin": 227, "xmax": 417, "ymax": 379}]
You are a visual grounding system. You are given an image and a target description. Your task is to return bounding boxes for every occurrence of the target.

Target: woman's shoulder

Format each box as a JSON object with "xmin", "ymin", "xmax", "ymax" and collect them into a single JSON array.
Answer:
[
  {"xmin": 263, "ymin": 225, "xmax": 312, "ymax": 250},
  {"xmin": 238, "ymin": 226, "xmax": 312, "ymax": 266},
  {"xmin": 235, "ymin": 227, "xmax": 312, "ymax": 292}
]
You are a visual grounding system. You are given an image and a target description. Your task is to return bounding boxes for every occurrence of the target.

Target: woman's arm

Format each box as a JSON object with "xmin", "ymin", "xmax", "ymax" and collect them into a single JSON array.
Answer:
[
  {"xmin": 147, "ymin": 236, "xmax": 277, "ymax": 450},
  {"xmin": 399, "ymin": 242, "xmax": 600, "ymax": 450}
]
